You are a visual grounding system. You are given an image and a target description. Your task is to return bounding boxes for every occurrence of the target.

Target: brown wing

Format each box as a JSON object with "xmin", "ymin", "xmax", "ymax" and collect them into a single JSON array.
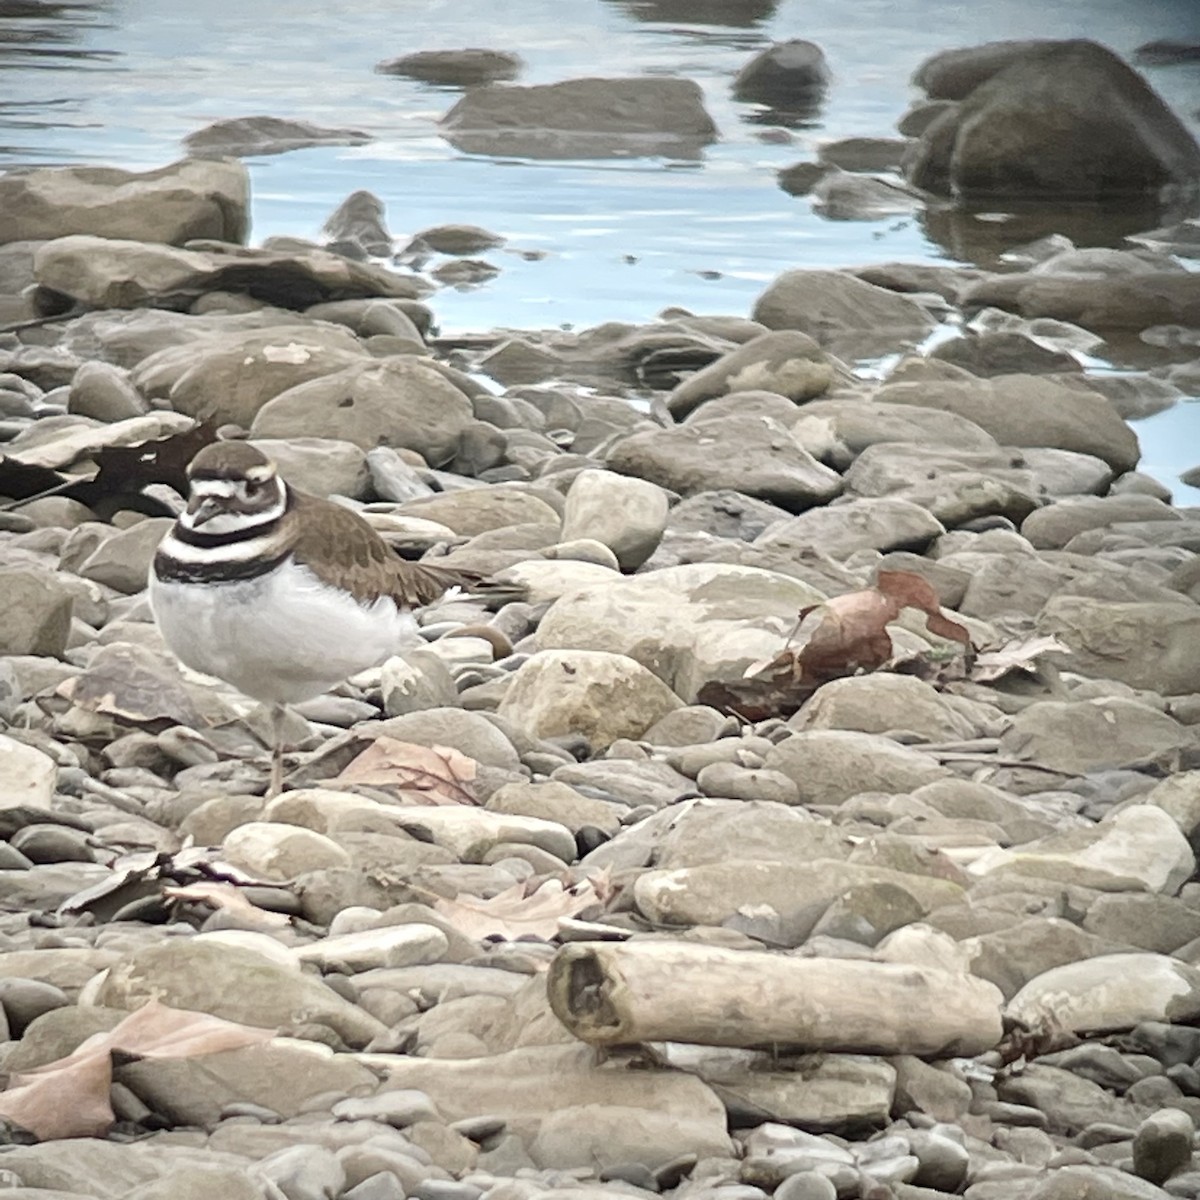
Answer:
[{"xmin": 285, "ymin": 490, "xmax": 476, "ymax": 608}]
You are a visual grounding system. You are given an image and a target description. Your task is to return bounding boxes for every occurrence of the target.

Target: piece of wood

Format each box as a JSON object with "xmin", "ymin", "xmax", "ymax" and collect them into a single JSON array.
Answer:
[{"xmin": 547, "ymin": 940, "xmax": 1003, "ymax": 1057}]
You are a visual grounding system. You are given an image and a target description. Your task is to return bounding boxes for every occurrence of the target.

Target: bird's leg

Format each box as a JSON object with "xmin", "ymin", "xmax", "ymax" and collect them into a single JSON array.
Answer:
[{"xmin": 266, "ymin": 702, "xmax": 288, "ymax": 799}]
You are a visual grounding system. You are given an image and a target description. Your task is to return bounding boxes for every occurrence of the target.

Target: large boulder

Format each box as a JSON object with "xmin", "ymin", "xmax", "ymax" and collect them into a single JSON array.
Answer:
[
  {"xmin": 732, "ymin": 39, "xmax": 830, "ymax": 116},
  {"xmin": 906, "ymin": 40, "xmax": 1200, "ymax": 200},
  {"xmin": 250, "ymin": 357, "xmax": 475, "ymax": 466},
  {"xmin": 872, "ymin": 376, "xmax": 1139, "ymax": 473},
  {"xmin": 606, "ymin": 414, "xmax": 842, "ymax": 512},
  {"xmin": 439, "ymin": 77, "xmax": 717, "ymax": 159},
  {"xmin": 34, "ymin": 236, "xmax": 425, "ymax": 312},
  {"xmin": 0, "ymin": 158, "xmax": 248, "ymax": 245},
  {"xmin": 755, "ymin": 496, "xmax": 945, "ymax": 559}
]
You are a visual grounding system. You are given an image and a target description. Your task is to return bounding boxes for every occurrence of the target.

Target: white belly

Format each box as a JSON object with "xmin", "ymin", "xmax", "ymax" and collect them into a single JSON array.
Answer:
[{"xmin": 149, "ymin": 559, "xmax": 422, "ymax": 704}]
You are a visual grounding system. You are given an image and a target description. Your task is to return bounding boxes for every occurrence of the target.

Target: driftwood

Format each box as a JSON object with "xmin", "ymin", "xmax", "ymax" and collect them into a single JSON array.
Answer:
[{"xmin": 547, "ymin": 940, "xmax": 1003, "ymax": 1058}]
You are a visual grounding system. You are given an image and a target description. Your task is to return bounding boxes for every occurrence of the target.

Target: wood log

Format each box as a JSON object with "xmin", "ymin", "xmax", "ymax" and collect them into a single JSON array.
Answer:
[{"xmin": 547, "ymin": 940, "xmax": 1003, "ymax": 1057}]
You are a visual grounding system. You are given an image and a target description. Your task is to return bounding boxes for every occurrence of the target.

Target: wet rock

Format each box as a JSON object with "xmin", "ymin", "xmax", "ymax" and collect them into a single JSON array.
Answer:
[
  {"xmin": 559, "ymin": 468, "xmax": 669, "ymax": 570},
  {"xmin": 756, "ymin": 497, "xmax": 945, "ymax": 559},
  {"xmin": 907, "ymin": 40, "xmax": 1200, "ymax": 200},
  {"xmin": 607, "ymin": 414, "xmax": 842, "ymax": 511},
  {"xmin": 971, "ymin": 805, "xmax": 1194, "ymax": 893},
  {"xmin": 0, "ymin": 157, "xmax": 248, "ymax": 245},
  {"xmin": 667, "ymin": 331, "xmax": 835, "ymax": 420},
  {"xmin": 96, "ymin": 938, "xmax": 386, "ymax": 1047},
  {"xmin": 753, "ymin": 269, "xmax": 937, "ymax": 359},
  {"xmin": 873, "ymin": 376, "xmax": 1139, "ymax": 473},
  {"xmin": 0, "ymin": 737, "xmax": 57, "ymax": 810},
  {"xmin": 184, "ymin": 115, "xmax": 371, "ymax": 157},
  {"xmin": 0, "ymin": 566, "xmax": 74, "ymax": 656},
  {"xmin": 35, "ymin": 235, "xmax": 424, "ymax": 312},
  {"xmin": 778, "ymin": 161, "xmax": 833, "ymax": 196},
  {"xmin": 1037, "ymin": 596, "xmax": 1200, "ymax": 695},
  {"xmin": 535, "ymin": 562, "xmax": 824, "ymax": 701},
  {"xmin": 377, "ymin": 48, "xmax": 523, "ymax": 87},
  {"xmin": 929, "ymin": 330, "xmax": 1080, "ymax": 376},
  {"xmin": 316, "ymin": 189, "xmax": 394, "ymax": 259},
  {"xmin": 413, "ymin": 224, "xmax": 506, "ymax": 255},
  {"xmin": 498, "ymin": 649, "xmax": 683, "ymax": 751},
  {"xmin": 733, "ymin": 40, "xmax": 830, "ymax": 115},
  {"xmin": 811, "ymin": 171, "xmax": 925, "ymax": 221},
  {"xmin": 440, "ymin": 77, "xmax": 717, "ymax": 159},
  {"xmin": 250, "ymin": 358, "xmax": 475, "ymax": 466}
]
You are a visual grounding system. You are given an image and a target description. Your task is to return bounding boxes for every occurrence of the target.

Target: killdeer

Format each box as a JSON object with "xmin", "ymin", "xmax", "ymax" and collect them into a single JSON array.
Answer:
[{"xmin": 149, "ymin": 441, "xmax": 486, "ymax": 795}]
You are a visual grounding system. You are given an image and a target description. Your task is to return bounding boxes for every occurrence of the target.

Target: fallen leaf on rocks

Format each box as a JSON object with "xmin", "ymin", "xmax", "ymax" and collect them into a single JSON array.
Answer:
[
  {"xmin": 0, "ymin": 420, "xmax": 214, "ymax": 517},
  {"xmin": 433, "ymin": 874, "xmax": 607, "ymax": 941},
  {"xmin": 0, "ymin": 999, "xmax": 274, "ymax": 1140},
  {"xmin": 163, "ymin": 881, "xmax": 291, "ymax": 929},
  {"xmin": 334, "ymin": 736, "xmax": 479, "ymax": 804},
  {"xmin": 970, "ymin": 635, "xmax": 1070, "ymax": 683},
  {"xmin": 698, "ymin": 570, "xmax": 973, "ymax": 721}
]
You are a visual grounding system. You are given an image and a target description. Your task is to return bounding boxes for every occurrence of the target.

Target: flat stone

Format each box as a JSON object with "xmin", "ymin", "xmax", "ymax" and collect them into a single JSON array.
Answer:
[
  {"xmin": 294, "ymin": 924, "xmax": 449, "ymax": 972},
  {"xmin": 0, "ymin": 566, "xmax": 75, "ymax": 656},
  {"xmin": 0, "ymin": 736, "xmax": 57, "ymax": 810},
  {"xmin": 222, "ymin": 821, "xmax": 353, "ymax": 882}
]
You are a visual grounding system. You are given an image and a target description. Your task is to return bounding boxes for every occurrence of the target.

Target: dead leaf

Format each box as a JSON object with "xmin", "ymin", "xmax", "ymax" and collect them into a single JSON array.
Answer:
[
  {"xmin": 0, "ymin": 999, "xmax": 273, "ymax": 1140},
  {"xmin": 970, "ymin": 635, "xmax": 1070, "ymax": 683},
  {"xmin": 334, "ymin": 736, "xmax": 479, "ymax": 804},
  {"xmin": 163, "ymin": 881, "xmax": 291, "ymax": 929},
  {"xmin": 432, "ymin": 875, "xmax": 605, "ymax": 941},
  {"xmin": 697, "ymin": 570, "xmax": 973, "ymax": 721}
]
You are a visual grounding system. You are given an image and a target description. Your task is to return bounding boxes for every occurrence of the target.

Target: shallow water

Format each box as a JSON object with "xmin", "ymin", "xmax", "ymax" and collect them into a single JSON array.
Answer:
[{"xmin": 2, "ymin": 0, "xmax": 1199, "ymax": 496}]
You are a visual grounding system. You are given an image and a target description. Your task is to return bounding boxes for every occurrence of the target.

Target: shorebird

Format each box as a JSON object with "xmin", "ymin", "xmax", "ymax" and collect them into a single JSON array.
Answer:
[{"xmin": 149, "ymin": 441, "xmax": 483, "ymax": 795}]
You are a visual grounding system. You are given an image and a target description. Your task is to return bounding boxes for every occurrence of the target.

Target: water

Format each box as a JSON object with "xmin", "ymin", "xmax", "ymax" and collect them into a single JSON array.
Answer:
[{"xmin": 2, "ymin": 0, "xmax": 1199, "ymax": 496}]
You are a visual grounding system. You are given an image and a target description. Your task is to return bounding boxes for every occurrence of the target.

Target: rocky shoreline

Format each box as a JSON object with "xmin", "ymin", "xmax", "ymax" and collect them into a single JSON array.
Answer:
[{"xmin": 1, "ymin": 33, "xmax": 1200, "ymax": 1200}]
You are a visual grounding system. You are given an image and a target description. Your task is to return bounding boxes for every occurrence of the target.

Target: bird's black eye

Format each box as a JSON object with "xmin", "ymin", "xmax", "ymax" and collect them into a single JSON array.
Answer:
[{"xmin": 245, "ymin": 480, "xmax": 262, "ymax": 496}]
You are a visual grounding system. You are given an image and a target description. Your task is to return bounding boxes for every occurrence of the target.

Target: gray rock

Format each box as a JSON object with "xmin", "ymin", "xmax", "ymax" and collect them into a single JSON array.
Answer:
[
  {"xmin": 184, "ymin": 115, "xmax": 370, "ymax": 158},
  {"xmin": 695, "ymin": 762, "xmax": 800, "ymax": 805},
  {"xmin": 607, "ymin": 414, "xmax": 842, "ymax": 511},
  {"xmin": 873, "ymin": 375, "xmax": 1139, "ymax": 473},
  {"xmin": 440, "ymin": 77, "xmax": 717, "ymax": 159},
  {"xmin": 906, "ymin": 40, "xmax": 1200, "ymax": 200},
  {"xmin": 1037, "ymin": 596, "xmax": 1200, "ymax": 695},
  {"xmin": 1008, "ymin": 954, "xmax": 1200, "ymax": 1035},
  {"xmin": 756, "ymin": 497, "xmax": 945, "ymax": 559},
  {"xmin": 733, "ymin": 40, "xmax": 830, "ymax": 109},
  {"xmin": 534, "ymin": 562, "xmax": 824, "ymax": 701},
  {"xmin": 36, "ymin": 235, "xmax": 422, "ymax": 312},
  {"xmin": 256, "ymin": 1144, "xmax": 346, "ymax": 1200},
  {"xmin": 796, "ymin": 397, "xmax": 999, "ymax": 457},
  {"xmin": 0, "ymin": 566, "xmax": 74, "ymax": 655},
  {"xmin": 498, "ymin": 649, "xmax": 683, "ymax": 751},
  {"xmin": 251, "ymin": 358, "xmax": 474, "ymax": 467},
  {"xmin": 1132, "ymin": 1107, "xmax": 1194, "ymax": 1185},
  {"xmin": 753, "ymin": 269, "xmax": 937, "ymax": 359},
  {"xmin": 380, "ymin": 649, "xmax": 460, "ymax": 717},
  {"xmin": 667, "ymin": 331, "xmax": 834, "ymax": 419},
  {"xmin": 75, "ymin": 518, "xmax": 171, "ymax": 594},
  {"xmin": 1000, "ymin": 698, "xmax": 1195, "ymax": 775},
  {"xmin": 928, "ymin": 329, "xmax": 1080, "ymax": 376},
  {"xmin": 1022, "ymin": 495, "xmax": 1180, "ymax": 550},
  {"xmin": 374, "ymin": 708, "xmax": 522, "ymax": 772},
  {"xmin": 67, "ymin": 361, "xmax": 148, "ymax": 421},
  {"xmin": 791, "ymin": 674, "xmax": 983, "ymax": 742},
  {"xmin": 248, "ymin": 436, "xmax": 370, "ymax": 499},
  {"xmin": 377, "ymin": 48, "xmax": 522, "ymax": 87},
  {"xmin": 811, "ymin": 170, "xmax": 925, "ymax": 221},
  {"xmin": 411, "ymin": 224, "xmax": 506, "ymax": 255},
  {"xmin": 559, "ymin": 469, "xmax": 669, "ymax": 570},
  {"xmin": 970, "ymin": 804, "xmax": 1194, "ymax": 893},
  {"xmin": 96, "ymin": 938, "xmax": 387, "ymax": 1048},
  {"xmin": 819, "ymin": 136, "xmax": 908, "ymax": 172},
  {"xmin": 774, "ymin": 1173, "xmax": 837, "ymax": 1200},
  {"xmin": 318, "ymin": 189, "xmax": 394, "ymax": 258},
  {"xmin": 0, "ymin": 157, "xmax": 248, "ymax": 245},
  {"xmin": 0, "ymin": 735, "xmax": 57, "ymax": 809},
  {"xmin": 396, "ymin": 486, "xmax": 560, "ymax": 535},
  {"xmin": 665, "ymin": 489, "xmax": 794, "ymax": 541}
]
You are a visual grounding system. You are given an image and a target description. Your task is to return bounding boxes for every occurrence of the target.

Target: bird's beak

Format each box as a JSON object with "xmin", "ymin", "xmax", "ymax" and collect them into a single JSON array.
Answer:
[{"xmin": 187, "ymin": 495, "xmax": 222, "ymax": 527}]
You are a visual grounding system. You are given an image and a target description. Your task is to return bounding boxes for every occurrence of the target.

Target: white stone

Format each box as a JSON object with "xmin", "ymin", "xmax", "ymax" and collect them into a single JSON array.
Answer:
[
  {"xmin": 0, "ymin": 734, "xmax": 56, "ymax": 809},
  {"xmin": 221, "ymin": 820, "xmax": 352, "ymax": 881},
  {"xmin": 294, "ymin": 923, "xmax": 449, "ymax": 972},
  {"xmin": 395, "ymin": 806, "xmax": 576, "ymax": 864},
  {"xmin": 560, "ymin": 469, "xmax": 669, "ymax": 570}
]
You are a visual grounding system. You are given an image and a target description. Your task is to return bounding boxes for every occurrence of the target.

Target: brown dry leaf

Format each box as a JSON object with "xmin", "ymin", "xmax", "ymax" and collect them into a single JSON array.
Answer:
[
  {"xmin": 0, "ymin": 999, "xmax": 273, "ymax": 1140},
  {"xmin": 971, "ymin": 635, "xmax": 1070, "ymax": 683},
  {"xmin": 163, "ymin": 881, "xmax": 291, "ymax": 929},
  {"xmin": 433, "ymin": 875, "xmax": 605, "ymax": 941},
  {"xmin": 697, "ymin": 570, "xmax": 973, "ymax": 721},
  {"xmin": 334, "ymin": 736, "xmax": 479, "ymax": 804}
]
